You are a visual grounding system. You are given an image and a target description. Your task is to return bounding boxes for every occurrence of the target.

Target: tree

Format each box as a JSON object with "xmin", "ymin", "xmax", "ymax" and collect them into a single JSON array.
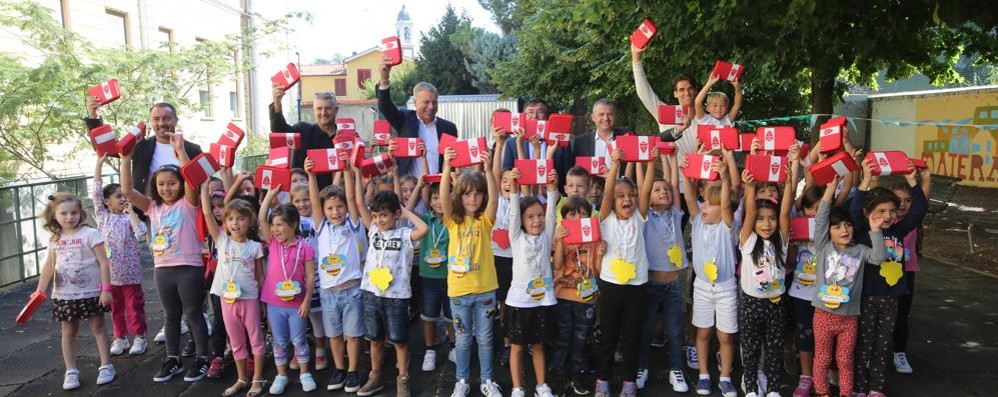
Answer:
[
  {"xmin": 313, "ymin": 54, "xmax": 346, "ymax": 65},
  {"xmin": 463, "ymin": 30, "xmax": 517, "ymax": 94},
  {"xmin": 362, "ymin": 60, "xmax": 419, "ymax": 104},
  {"xmin": 477, "ymin": 0, "xmax": 530, "ymax": 34},
  {"xmin": 411, "ymin": 5, "xmax": 479, "ymax": 95},
  {"xmin": 0, "ymin": 0, "xmax": 293, "ymax": 180}
]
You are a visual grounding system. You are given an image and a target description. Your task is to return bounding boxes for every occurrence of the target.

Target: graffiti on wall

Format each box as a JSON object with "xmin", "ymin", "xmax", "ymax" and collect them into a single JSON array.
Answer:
[{"xmin": 915, "ymin": 92, "xmax": 998, "ymax": 187}]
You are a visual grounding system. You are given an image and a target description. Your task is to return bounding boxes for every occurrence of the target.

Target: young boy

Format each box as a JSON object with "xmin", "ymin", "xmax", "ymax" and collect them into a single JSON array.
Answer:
[
  {"xmin": 558, "ymin": 166, "xmax": 597, "ymax": 222},
  {"xmin": 693, "ymin": 74, "xmax": 742, "ymax": 127},
  {"xmin": 415, "ymin": 182, "xmax": 456, "ymax": 372}
]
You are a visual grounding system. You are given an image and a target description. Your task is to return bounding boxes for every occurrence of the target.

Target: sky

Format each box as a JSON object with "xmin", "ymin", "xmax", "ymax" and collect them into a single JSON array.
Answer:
[{"xmin": 284, "ymin": 0, "xmax": 500, "ymax": 64}]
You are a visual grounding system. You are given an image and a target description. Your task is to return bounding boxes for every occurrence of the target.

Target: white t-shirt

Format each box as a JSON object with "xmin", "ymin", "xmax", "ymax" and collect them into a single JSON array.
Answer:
[
  {"xmin": 149, "ymin": 141, "xmax": 179, "ymax": 174},
  {"xmin": 506, "ymin": 192, "xmax": 558, "ymax": 308},
  {"xmin": 691, "ymin": 214, "xmax": 737, "ymax": 286},
  {"xmin": 50, "ymin": 227, "xmax": 104, "ymax": 300},
  {"xmin": 697, "ymin": 114, "xmax": 733, "ymax": 128},
  {"xmin": 315, "ymin": 217, "xmax": 365, "ymax": 289},
  {"xmin": 361, "ymin": 225, "xmax": 415, "ymax": 298},
  {"xmin": 599, "ymin": 211, "xmax": 650, "ymax": 286},
  {"xmin": 209, "ymin": 234, "xmax": 265, "ymax": 299},
  {"xmin": 739, "ymin": 232, "xmax": 788, "ymax": 299},
  {"xmin": 492, "ymin": 196, "xmax": 513, "ymax": 258}
]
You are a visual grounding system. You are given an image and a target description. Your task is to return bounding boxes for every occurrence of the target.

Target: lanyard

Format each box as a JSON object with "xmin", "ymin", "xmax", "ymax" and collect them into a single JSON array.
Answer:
[
  {"xmin": 224, "ymin": 238, "xmax": 243, "ymax": 284},
  {"xmin": 429, "ymin": 218, "xmax": 445, "ymax": 248},
  {"xmin": 574, "ymin": 245, "xmax": 593, "ymax": 280},
  {"xmin": 458, "ymin": 219, "xmax": 477, "ymax": 259},
  {"xmin": 615, "ymin": 218, "xmax": 636, "ymax": 260},
  {"xmin": 278, "ymin": 238, "xmax": 302, "ymax": 282}
]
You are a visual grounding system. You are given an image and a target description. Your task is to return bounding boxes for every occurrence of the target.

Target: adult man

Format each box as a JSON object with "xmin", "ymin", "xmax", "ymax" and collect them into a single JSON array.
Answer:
[
  {"xmin": 85, "ymin": 98, "xmax": 202, "ymax": 196},
  {"xmin": 271, "ymin": 86, "xmax": 341, "ymax": 190},
  {"xmin": 571, "ymin": 99, "xmax": 629, "ymax": 164},
  {"xmin": 499, "ymin": 99, "xmax": 574, "ymax": 192},
  {"xmin": 631, "ymin": 43, "xmax": 700, "ymax": 159},
  {"xmin": 377, "ymin": 54, "xmax": 457, "ymax": 177}
]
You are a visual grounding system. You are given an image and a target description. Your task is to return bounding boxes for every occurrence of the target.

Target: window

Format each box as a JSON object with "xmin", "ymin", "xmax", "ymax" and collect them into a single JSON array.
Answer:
[
  {"xmin": 200, "ymin": 90, "xmax": 213, "ymax": 118},
  {"xmin": 334, "ymin": 79, "xmax": 346, "ymax": 96},
  {"xmin": 154, "ymin": 27, "xmax": 173, "ymax": 52},
  {"xmin": 229, "ymin": 92, "xmax": 239, "ymax": 119},
  {"xmin": 357, "ymin": 69, "xmax": 372, "ymax": 89},
  {"xmin": 104, "ymin": 9, "xmax": 129, "ymax": 47},
  {"xmin": 59, "ymin": 0, "xmax": 71, "ymax": 29}
]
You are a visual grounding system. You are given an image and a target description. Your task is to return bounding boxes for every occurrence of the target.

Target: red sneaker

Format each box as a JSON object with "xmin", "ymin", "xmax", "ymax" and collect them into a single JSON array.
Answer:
[{"xmin": 207, "ymin": 357, "xmax": 224, "ymax": 379}]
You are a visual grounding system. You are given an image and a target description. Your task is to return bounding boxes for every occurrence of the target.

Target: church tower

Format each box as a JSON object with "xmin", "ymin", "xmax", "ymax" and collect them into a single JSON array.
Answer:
[{"xmin": 395, "ymin": 5, "xmax": 415, "ymax": 59}]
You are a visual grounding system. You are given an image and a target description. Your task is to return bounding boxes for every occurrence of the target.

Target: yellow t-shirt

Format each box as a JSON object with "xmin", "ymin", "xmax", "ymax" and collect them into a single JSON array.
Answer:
[{"xmin": 445, "ymin": 214, "xmax": 498, "ymax": 297}]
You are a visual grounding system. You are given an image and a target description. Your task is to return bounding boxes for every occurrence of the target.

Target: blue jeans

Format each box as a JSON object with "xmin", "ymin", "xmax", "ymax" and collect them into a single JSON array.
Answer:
[
  {"xmin": 638, "ymin": 280, "xmax": 685, "ymax": 370},
  {"xmin": 361, "ymin": 290, "xmax": 409, "ymax": 343},
  {"xmin": 550, "ymin": 299, "xmax": 596, "ymax": 375},
  {"xmin": 319, "ymin": 284, "xmax": 365, "ymax": 338},
  {"xmin": 420, "ymin": 277, "xmax": 452, "ymax": 321},
  {"xmin": 267, "ymin": 304, "xmax": 310, "ymax": 366},
  {"xmin": 450, "ymin": 291, "xmax": 497, "ymax": 382}
]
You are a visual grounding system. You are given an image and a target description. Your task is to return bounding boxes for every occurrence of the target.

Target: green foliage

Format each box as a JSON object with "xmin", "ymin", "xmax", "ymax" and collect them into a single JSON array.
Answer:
[
  {"xmin": 477, "ymin": 0, "xmax": 532, "ymax": 34},
  {"xmin": 362, "ymin": 61, "xmax": 418, "ymax": 104},
  {"xmin": 411, "ymin": 5, "xmax": 479, "ymax": 95},
  {"xmin": 464, "ymin": 31, "xmax": 517, "ymax": 94}
]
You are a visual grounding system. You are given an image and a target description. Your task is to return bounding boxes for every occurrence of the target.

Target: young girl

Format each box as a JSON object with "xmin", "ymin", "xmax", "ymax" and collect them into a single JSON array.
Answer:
[
  {"xmin": 737, "ymin": 159, "xmax": 797, "ymax": 397},
  {"xmin": 505, "ymin": 167, "xmax": 560, "ymax": 397},
  {"xmin": 93, "ymin": 155, "xmax": 148, "ymax": 357},
  {"xmin": 120, "ymin": 134, "xmax": 210, "ymax": 382},
  {"xmin": 258, "ymin": 190, "xmax": 317, "ymax": 394},
  {"xmin": 493, "ymin": 135, "xmax": 519, "ymax": 367},
  {"xmin": 440, "ymin": 146, "xmax": 503, "ymax": 397},
  {"xmin": 889, "ymin": 169, "xmax": 931, "ymax": 375},
  {"xmin": 593, "ymin": 147, "xmax": 656, "ymax": 397},
  {"xmin": 680, "ymin": 153, "xmax": 738, "ymax": 397},
  {"xmin": 811, "ymin": 177, "xmax": 888, "ymax": 397},
  {"xmin": 36, "ymin": 193, "xmax": 115, "ymax": 390},
  {"xmin": 290, "ymin": 183, "xmax": 329, "ymax": 371},
  {"xmin": 200, "ymin": 184, "xmax": 267, "ymax": 397},
  {"xmin": 305, "ymin": 156, "xmax": 366, "ymax": 393}
]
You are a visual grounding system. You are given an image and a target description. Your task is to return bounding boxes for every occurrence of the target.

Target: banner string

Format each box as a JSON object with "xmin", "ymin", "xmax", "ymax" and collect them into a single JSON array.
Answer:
[{"xmin": 735, "ymin": 113, "xmax": 998, "ymax": 131}]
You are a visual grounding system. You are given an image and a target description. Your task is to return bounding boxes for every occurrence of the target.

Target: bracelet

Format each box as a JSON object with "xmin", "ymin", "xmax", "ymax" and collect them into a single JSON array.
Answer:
[{"xmin": 100, "ymin": 284, "xmax": 112, "ymax": 292}]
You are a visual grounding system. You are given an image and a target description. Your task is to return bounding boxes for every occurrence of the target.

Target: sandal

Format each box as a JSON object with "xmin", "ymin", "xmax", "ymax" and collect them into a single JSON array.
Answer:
[
  {"xmin": 222, "ymin": 379, "xmax": 247, "ymax": 397},
  {"xmin": 246, "ymin": 380, "xmax": 266, "ymax": 397}
]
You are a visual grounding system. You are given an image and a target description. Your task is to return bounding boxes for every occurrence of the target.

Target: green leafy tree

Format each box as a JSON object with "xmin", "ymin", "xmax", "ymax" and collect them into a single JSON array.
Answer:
[
  {"xmin": 412, "ymin": 5, "xmax": 479, "ymax": 95},
  {"xmin": 464, "ymin": 31, "xmax": 517, "ymax": 94},
  {"xmin": 363, "ymin": 60, "xmax": 418, "ymax": 104}
]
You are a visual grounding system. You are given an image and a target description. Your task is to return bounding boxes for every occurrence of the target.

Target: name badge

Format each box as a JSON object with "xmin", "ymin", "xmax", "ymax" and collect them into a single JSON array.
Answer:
[
  {"xmin": 449, "ymin": 255, "xmax": 470, "ymax": 275},
  {"xmin": 151, "ymin": 234, "xmax": 170, "ymax": 256},
  {"xmin": 221, "ymin": 281, "xmax": 241, "ymax": 304},
  {"xmin": 275, "ymin": 280, "xmax": 301, "ymax": 301}
]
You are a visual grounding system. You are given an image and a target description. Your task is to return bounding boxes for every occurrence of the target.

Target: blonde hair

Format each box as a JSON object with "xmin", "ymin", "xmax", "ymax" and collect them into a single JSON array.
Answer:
[
  {"xmin": 704, "ymin": 186, "xmax": 722, "ymax": 206},
  {"xmin": 42, "ymin": 192, "xmax": 88, "ymax": 241},
  {"xmin": 706, "ymin": 91, "xmax": 729, "ymax": 105}
]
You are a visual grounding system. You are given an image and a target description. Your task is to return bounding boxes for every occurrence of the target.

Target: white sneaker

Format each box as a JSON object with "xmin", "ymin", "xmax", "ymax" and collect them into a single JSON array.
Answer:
[
  {"xmin": 894, "ymin": 352, "xmax": 913, "ymax": 374},
  {"xmin": 535, "ymin": 383, "xmax": 554, "ymax": 397},
  {"xmin": 481, "ymin": 379, "xmax": 502, "ymax": 397},
  {"xmin": 129, "ymin": 336, "xmax": 148, "ymax": 355},
  {"xmin": 63, "ymin": 369, "xmax": 80, "ymax": 390},
  {"xmin": 153, "ymin": 327, "xmax": 166, "ymax": 343},
  {"xmin": 449, "ymin": 348, "xmax": 457, "ymax": 364},
  {"xmin": 669, "ymin": 370, "xmax": 690, "ymax": 393},
  {"xmin": 422, "ymin": 350, "xmax": 438, "ymax": 372},
  {"xmin": 452, "ymin": 379, "xmax": 471, "ymax": 397},
  {"xmin": 96, "ymin": 364, "xmax": 116, "ymax": 385},
  {"xmin": 110, "ymin": 338, "xmax": 130, "ymax": 356},
  {"xmin": 765, "ymin": 392, "xmax": 781, "ymax": 397},
  {"xmin": 636, "ymin": 368, "xmax": 649, "ymax": 389},
  {"xmin": 511, "ymin": 387, "xmax": 526, "ymax": 397},
  {"xmin": 746, "ymin": 393, "xmax": 759, "ymax": 397}
]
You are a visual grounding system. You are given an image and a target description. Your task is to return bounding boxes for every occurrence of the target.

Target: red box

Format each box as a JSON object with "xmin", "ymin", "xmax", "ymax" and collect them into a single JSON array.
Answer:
[
  {"xmin": 422, "ymin": 174, "xmax": 442, "ymax": 184},
  {"xmin": 116, "ymin": 122, "xmax": 146, "ymax": 155},
  {"xmin": 819, "ymin": 116, "xmax": 847, "ymax": 153},
  {"xmin": 391, "ymin": 137, "xmax": 423, "ymax": 158},
  {"xmin": 271, "ymin": 63, "xmax": 300, "ymax": 91},
  {"xmin": 629, "ymin": 18, "xmax": 657, "ymax": 49},
  {"xmin": 181, "ymin": 153, "xmax": 221, "ymax": 188},
  {"xmin": 89, "ymin": 124, "xmax": 118, "ymax": 156},
  {"xmin": 361, "ymin": 154, "xmax": 394, "ymax": 178},
  {"xmin": 15, "ymin": 290, "xmax": 45, "ymax": 324},
  {"xmin": 492, "ymin": 111, "xmax": 524, "ymax": 134},
  {"xmin": 576, "ymin": 156, "xmax": 606, "ymax": 175},
  {"xmin": 756, "ymin": 126, "xmax": 796, "ymax": 152},
  {"xmin": 333, "ymin": 132, "xmax": 360, "ymax": 151},
  {"xmin": 373, "ymin": 120, "xmax": 392, "ymax": 146},
  {"xmin": 738, "ymin": 133, "xmax": 755, "ymax": 152},
  {"xmin": 522, "ymin": 119, "xmax": 542, "ymax": 140},
  {"xmin": 544, "ymin": 114, "xmax": 573, "ymax": 147},
  {"xmin": 450, "ymin": 137, "xmax": 487, "ymax": 168},
  {"xmin": 88, "ymin": 79, "xmax": 121, "ymax": 105},
  {"xmin": 615, "ymin": 135, "xmax": 659, "ymax": 162},
  {"xmin": 209, "ymin": 143, "xmax": 236, "ymax": 168},
  {"xmin": 697, "ymin": 125, "xmax": 739, "ymax": 151},
  {"xmin": 657, "ymin": 105, "xmax": 689, "ymax": 125},
  {"xmin": 746, "ymin": 154, "xmax": 789, "ymax": 184},
  {"xmin": 711, "ymin": 60, "xmax": 745, "ymax": 82},
  {"xmin": 789, "ymin": 217, "xmax": 815, "ymax": 242},
  {"xmin": 307, "ymin": 148, "xmax": 345, "ymax": 174},
  {"xmin": 866, "ymin": 151, "xmax": 913, "ymax": 176},
  {"xmin": 219, "ymin": 122, "xmax": 245, "ymax": 148},
  {"xmin": 381, "ymin": 36, "xmax": 403, "ymax": 66},
  {"xmin": 657, "ymin": 141, "xmax": 677, "ymax": 156},
  {"xmin": 682, "ymin": 154, "xmax": 720, "ymax": 181},
  {"xmin": 562, "ymin": 217, "xmax": 601, "ymax": 245},
  {"xmin": 336, "ymin": 118, "xmax": 356, "ymax": 132},
  {"xmin": 515, "ymin": 159, "xmax": 553, "ymax": 185},
  {"xmin": 268, "ymin": 147, "xmax": 290, "ymax": 168},
  {"xmin": 810, "ymin": 151, "xmax": 857, "ymax": 186},
  {"xmin": 911, "ymin": 159, "xmax": 927, "ymax": 170},
  {"xmin": 351, "ymin": 141, "xmax": 367, "ymax": 167},
  {"xmin": 255, "ymin": 166, "xmax": 291, "ymax": 191},
  {"xmin": 269, "ymin": 132, "xmax": 302, "ymax": 150},
  {"xmin": 438, "ymin": 132, "xmax": 458, "ymax": 155}
]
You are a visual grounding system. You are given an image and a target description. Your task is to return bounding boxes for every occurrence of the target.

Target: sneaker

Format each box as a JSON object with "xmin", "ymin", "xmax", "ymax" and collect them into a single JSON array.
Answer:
[
  {"xmin": 765, "ymin": 393, "xmax": 781, "ymax": 397},
  {"xmin": 327, "ymin": 368, "xmax": 347, "ymax": 390},
  {"xmin": 423, "ymin": 349, "xmax": 438, "ymax": 371},
  {"xmin": 182, "ymin": 338, "xmax": 196, "ymax": 357},
  {"xmin": 685, "ymin": 345, "xmax": 700, "ymax": 370},
  {"xmin": 110, "ymin": 338, "xmax": 130, "ymax": 356},
  {"xmin": 481, "ymin": 379, "xmax": 502, "ymax": 397},
  {"xmin": 793, "ymin": 375, "xmax": 814, "ymax": 397},
  {"xmin": 868, "ymin": 392, "xmax": 886, "ymax": 397},
  {"xmin": 718, "ymin": 379, "xmax": 737, "ymax": 397},
  {"xmin": 511, "ymin": 387, "xmax": 527, "ymax": 397},
  {"xmin": 207, "ymin": 357, "xmax": 224, "ymax": 379},
  {"xmin": 269, "ymin": 374, "xmax": 289, "ymax": 395},
  {"xmin": 669, "ymin": 370, "xmax": 689, "ymax": 393},
  {"xmin": 571, "ymin": 372, "xmax": 592, "ymax": 395},
  {"xmin": 536, "ymin": 383, "xmax": 554, "ymax": 397},
  {"xmin": 893, "ymin": 352, "xmax": 913, "ymax": 374},
  {"xmin": 595, "ymin": 379, "xmax": 610, "ymax": 397},
  {"xmin": 449, "ymin": 347, "xmax": 457, "ymax": 364},
  {"xmin": 452, "ymin": 379, "xmax": 471, "ymax": 397},
  {"xmin": 289, "ymin": 358, "xmax": 299, "ymax": 370},
  {"xmin": 184, "ymin": 356, "xmax": 209, "ymax": 382},
  {"xmin": 63, "ymin": 369, "xmax": 80, "ymax": 390},
  {"xmin": 397, "ymin": 374, "xmax": 411, "ymax": 397},
  {"xmin": 301, "ymin": 373, "xmax": 317, "ymax": 392},
  {"xmin": 129, "ymin": 336, "xmax": 148, "ymax": 355},
  {"xmin": 500, "ymin": 345, "xmax": 511, "ymax": 367},
  {"xmin": 620, "ymin": 381, "xmax": 637, "ymax": 397},
  {"xmin": 696, "ymin": 378, "xmax": 711, "ymax": 396},
  {"xmin": 154, "ymin": 327, "xmax": 166, "ymax": 343},
  {"xmin": 344, "ymin": 371, "xmax": 362, "ymax": 393},
  {"xmin": 636, "ymin": 368, "xmax": 649, "ymax": 390},
  {"xmin": 96, "ymin": 364, "xmax": 116, "ymax": 385},
  {"xmin": 153, "ymin": 357, "xmax": 183, "ymax": 382},
  {"xmin": 651, "ymin": 335, "xmax": 666, "ymax": 348},
  {"xmin": 315, "ymin": 349, "xmax": 328, "ymax": 370},
  {"xmin": 357, "ymin": 371, "xmax": 384, "ymax": 396}
]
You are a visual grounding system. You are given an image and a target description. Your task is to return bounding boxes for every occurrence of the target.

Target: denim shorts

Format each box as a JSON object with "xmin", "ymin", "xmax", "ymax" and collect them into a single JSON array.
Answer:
[
  {"xmin": 420, "ymin": 277, "xmax": 452, "ymax": 321},
  {"xmin": 362, "ymin": 290, "xmax": 410, "ymax": 343},
  {"xmin": 319, "ymin": 283, "xmax": 365, "ymax": 338}
]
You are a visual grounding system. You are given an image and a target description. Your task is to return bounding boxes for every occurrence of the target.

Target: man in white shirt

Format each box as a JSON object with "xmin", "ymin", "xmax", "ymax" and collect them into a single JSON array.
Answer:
[{"xmin": 571, "ymin": 99, "xmax": 628, "ymax": 165}]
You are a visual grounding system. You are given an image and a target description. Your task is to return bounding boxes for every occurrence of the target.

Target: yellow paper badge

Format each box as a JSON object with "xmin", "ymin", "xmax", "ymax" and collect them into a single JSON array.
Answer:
[
  {"xmin": 704, "ymin": 260, "xmax": 718, "ymax": 283},
  {"xmin": 880, "ymin": 260, "xmax": 903, "ymax": 286},
  {"xmin": 610, "ymin": 258, "xmax": 637, "ymax": 284},
  {"xmin": 370, "ymin": 267, "xmax": 394, "ymax": 291},
  {"xmin": 668, "ymin": 245, "xmax": 684, "ymax": 268}
]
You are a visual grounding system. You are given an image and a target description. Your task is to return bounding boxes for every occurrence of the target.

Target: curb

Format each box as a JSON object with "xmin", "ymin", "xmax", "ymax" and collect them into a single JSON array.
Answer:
[{"xmin": 924, "ymin": 254, "xmax": 998, "ymax": 280}]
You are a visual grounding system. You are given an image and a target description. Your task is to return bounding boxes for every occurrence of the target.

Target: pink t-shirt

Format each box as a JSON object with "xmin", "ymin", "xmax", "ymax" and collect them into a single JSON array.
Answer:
[
  {"xmin": 903, "ymin": 228, "xmax": 919, "ymax": 272},
  {"xmin": 260, "ymin": 237, "xmax": 315, "ymax": 307},
  {"xmin": 148, "ymin": 199, "xmax": 203, "ymax": 268}
]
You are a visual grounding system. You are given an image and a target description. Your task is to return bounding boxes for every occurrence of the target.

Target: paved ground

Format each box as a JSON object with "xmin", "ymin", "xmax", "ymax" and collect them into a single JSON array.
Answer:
[{"xmin": 1, "ymin": 251, "xmax": 995, "ymax": 397}]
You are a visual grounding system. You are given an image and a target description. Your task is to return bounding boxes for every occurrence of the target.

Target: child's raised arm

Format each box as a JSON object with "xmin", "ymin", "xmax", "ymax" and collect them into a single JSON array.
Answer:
[
  {"xmin": 405, "ymin": 177, "xmax": 425, "ymax": 212},
  {"xmin": 812, "ymin": 177, "xmax": 837, "ymax": 248},
  {"xmin": 484, "ymin": 148, "xmax": 499, "ymax": 222},
  {"xmin": 93, "ymin": 155, "xmax": 108, "ymax": 217},
  {"xmin": 718, "ymin": 157, "xmax": 734, "ymax": 227},
  {"xmin": 348, "ymin": 167, "xmax": 370, "ymax": 229},
  {"xmin": 664, "ymin": 154, "xmax": 681, "ymax": 210},
  {"xmin": 740, "ymin": 170, "xmax": 757, "ymax": 245},
  {"xmin": 722, "ymin": 148, "xmax": 740, "ymax": 192},
  {"xmin": 258, "ymin": 186, "xmax": 281, "ymax": 243},
  {"xmin": 780, "ymin": 144, "xmax": 801, "ymax": 242},
  {"xmin": 119, "ymin": 149, "xmax": 150, "ymax": 212},
  {"xmin": 200, "ymin": 181, "xmax": 221, "ymax": 242},
  {"xmin": 728, "ymin": 78, "xmax": 743, "ymax": 122},
  {"xmin": 404, "ymin": 208, "xmax": 429, "ymax": 241},
  {"xmin": 638, "ymin": 149, "xmax": 657, "ymax": 217},
  {"xmin": 440, "ymin": 148, "xmax": 457, "ymax": 223},
  {"xmin": 680, "ymin": 155, "xmax": 700, "ymax": 220},
  {"xmin": 694, "ymin": 74, "xmax": 719, "ymax": 120},
  {"xmin": 220, "ymin": 168, "xmax": 234, "ymax": 191},
  {"xmin": 226, "ymin": 172, "xmax": 249, "ymax": 205},
  {"xmin": 172, "ymin": 134, "xmax": 199, "ymax": 207},
  {"xmin": 545, "ymin": 171, "xmax": 560, "ymax": 237},
  {"xmin": 599, "ymin": 148, "xmax": 623, "ymax": 222},
  {"xmin": 304, "ymin": 158, "xmax": 326, "ymax": 227},
  {"xmin": 553, "ymin": 226, "xmax": 567, "ymax": 270}
]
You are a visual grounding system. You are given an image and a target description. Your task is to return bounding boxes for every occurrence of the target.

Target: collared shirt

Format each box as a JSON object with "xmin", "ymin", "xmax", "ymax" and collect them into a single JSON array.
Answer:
[
  {"xmin": 594, "ymin": 132, "xmax": 615, "ymax": 164},
  {"xmin": 417, "ymin": 117, "xmax": 440, "ymax": 177},
  {"xmin": 527, "ymin": 141, "xmax": 548, "ymax": 160}
]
